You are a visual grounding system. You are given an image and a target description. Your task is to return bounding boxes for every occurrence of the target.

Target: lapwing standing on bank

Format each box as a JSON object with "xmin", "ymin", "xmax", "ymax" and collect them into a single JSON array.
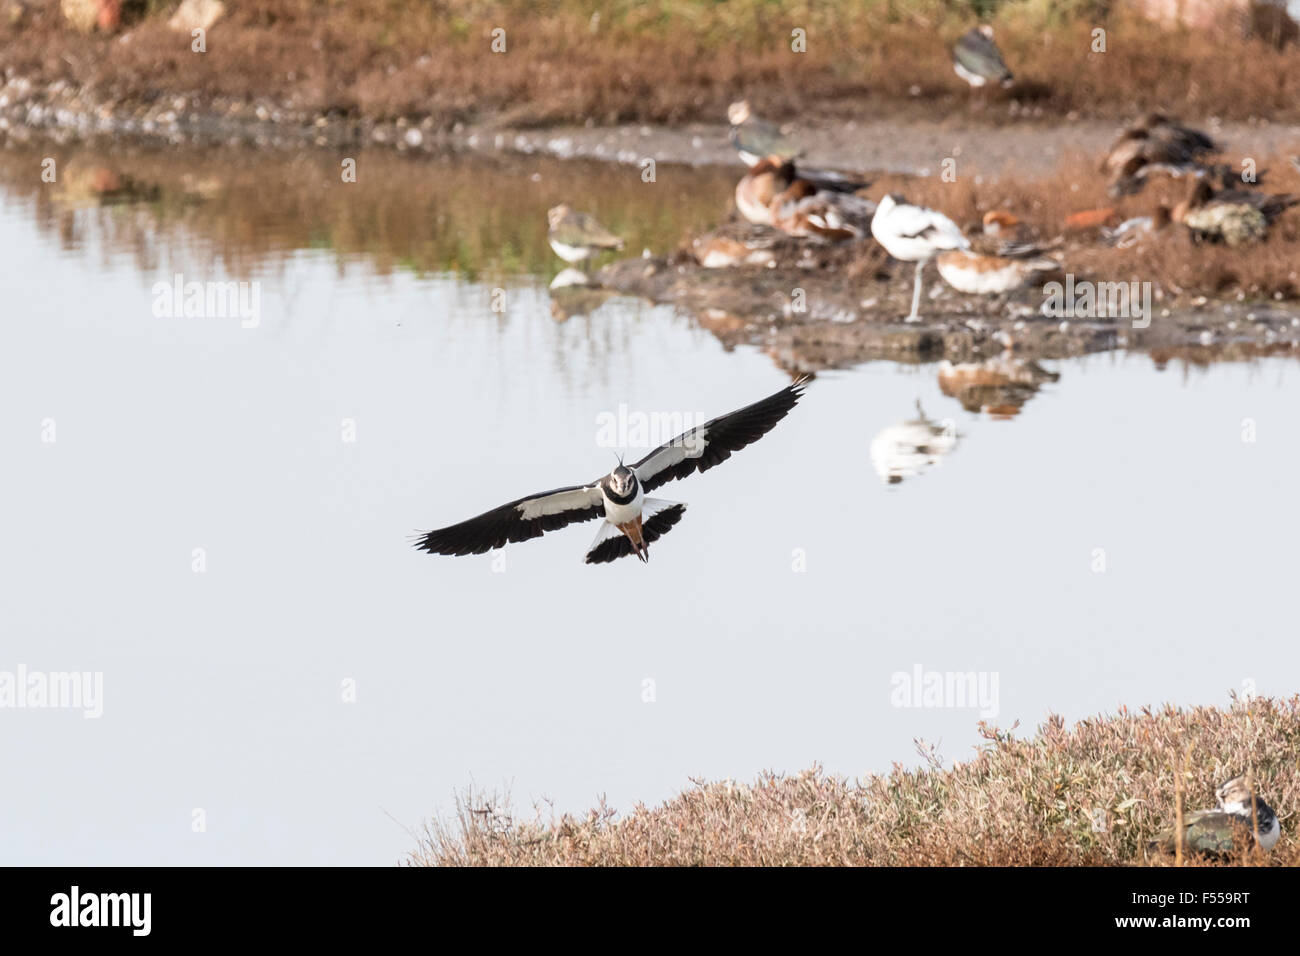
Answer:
[
  {"xmin": 727, "ymin": 100, "xmax": 799, "ymax": 168},
  {"xmin": 870, "ymin": 194, "xmax": 969, "ymax": 322},
  {"xmin": 1149, "ymin": 775, "xmax": 1280, "ymax": 857},
  {"xmin": 952, "ymin": 25, "xmax": 1014, "ymax": 90},
  {"xmin": 547, "ymin": 204, "xmax": 624, "ymax": 268},
  {"xmin": 413, "ymin": 378, "xmax": 809, "ymax": 564}
]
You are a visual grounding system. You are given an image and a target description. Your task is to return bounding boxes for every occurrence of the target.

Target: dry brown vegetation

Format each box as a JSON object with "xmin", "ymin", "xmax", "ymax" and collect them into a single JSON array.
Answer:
[
  {"xmin": 6, "ymin": 2, "xmax": 1300, "ymax": 126},
  {"xmin": 408, "ymin": 696, "xmax": 1300, "ymax": 866}
]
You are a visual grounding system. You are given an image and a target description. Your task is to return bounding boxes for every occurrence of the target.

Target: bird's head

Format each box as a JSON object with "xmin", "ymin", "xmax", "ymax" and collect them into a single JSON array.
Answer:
[
  {"xmin": 1216, "ymin": 775, "xmax": 1255, "ymax": 812},
  {"xmin": 609, "ymin": 462, "xmax": 637, "ymax": 497},
  {"xmin": 982, "ymin": 210, "xmax": 1020, "ymax": 236},
  {"xmin": 727, "ymin": 100, "xmax": 753, "ymax": 125},
  {"xmin": 547, "ymin": 204, "xmax": 572, "ymax": 230}
]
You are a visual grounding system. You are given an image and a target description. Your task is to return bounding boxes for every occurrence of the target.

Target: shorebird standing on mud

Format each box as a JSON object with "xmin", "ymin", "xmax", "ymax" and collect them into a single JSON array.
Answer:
[
  {"xmin": 414, "ymin": 378, "xmax": 809, "ymax": 564},
  {"xmin": 870, "ymin": 194, "xmax": 970, "ymax": 322}
]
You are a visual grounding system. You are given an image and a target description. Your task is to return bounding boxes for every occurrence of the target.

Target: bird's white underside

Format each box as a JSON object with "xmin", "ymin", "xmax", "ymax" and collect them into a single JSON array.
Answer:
[
  {"xmin": 953, "ymin": 62, "xmax": 987, "ymax": 87},
  {"xmin": 937, "ymin": 258, "xmax": 1027, "ymax": 294},
  {"xmin": 603, "ymin": 485, "xmax": 645, "ymax": 525},
  {"xmin": 548, "ymin": 239, "xmax": 594, "ymax": 263}
]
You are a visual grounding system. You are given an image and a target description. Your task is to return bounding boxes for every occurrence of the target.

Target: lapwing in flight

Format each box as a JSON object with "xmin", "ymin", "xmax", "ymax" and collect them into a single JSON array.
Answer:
[{"xmin": 414, "ymin": 377, "xmax": 809, "ymax": 564}]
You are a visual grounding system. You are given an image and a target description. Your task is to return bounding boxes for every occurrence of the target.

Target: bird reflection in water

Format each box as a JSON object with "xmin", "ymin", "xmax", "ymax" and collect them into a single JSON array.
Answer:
[
  {"xmin": 869, "ymin": 401, "xmax": 959, "ymax": 485},
  {"xmin": 937, "ymin": 357, "xmax": 1059, "ymax": 419}
]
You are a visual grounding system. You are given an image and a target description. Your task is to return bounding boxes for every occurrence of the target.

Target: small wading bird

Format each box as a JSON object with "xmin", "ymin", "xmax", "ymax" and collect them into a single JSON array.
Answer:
[
  {"xmin": 546, "ymin": 204, "xmax": 624, "ymax": 268},
  {"xmin": 1149, "ymin": 775, "xmax": 1280, "ymax": 857},
  {"xmin": 870, "ymin": 194, "xmax": 970, "ymax": 322},
  {"xmin": 727, "ymin": 100, "xmax": 799, "ymax": 167},
  {"xmin": 952, "ymin": 25, "xmax": 1014, "ymax": 90},
  {"xmin": 413, "ymin": 378, "xmax": 809, "ymax": 564}
]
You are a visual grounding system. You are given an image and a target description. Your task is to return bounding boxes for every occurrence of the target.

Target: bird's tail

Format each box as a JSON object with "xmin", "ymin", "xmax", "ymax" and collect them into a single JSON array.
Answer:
[{"xmin": 585, "ymin": 500, "xmax": 687, "ymax": 565}]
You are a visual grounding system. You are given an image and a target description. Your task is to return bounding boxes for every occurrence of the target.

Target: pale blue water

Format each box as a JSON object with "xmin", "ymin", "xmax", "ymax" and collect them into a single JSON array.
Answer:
[{"xmin": 0, "ymin": 164, "xmax": 1296, "ymax": 865}]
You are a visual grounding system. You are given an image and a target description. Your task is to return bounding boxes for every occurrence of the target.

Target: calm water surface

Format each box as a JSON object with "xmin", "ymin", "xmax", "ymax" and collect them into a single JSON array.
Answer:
[{"xmin": 0, "ymin": 147, "xmax": 1296, "ymax": 864}]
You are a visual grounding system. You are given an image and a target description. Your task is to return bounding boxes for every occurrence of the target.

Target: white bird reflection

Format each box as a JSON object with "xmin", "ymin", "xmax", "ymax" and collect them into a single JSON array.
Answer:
[{"xmin": 869, "ymin": 400, "xmax": 959, "ymax": 485}]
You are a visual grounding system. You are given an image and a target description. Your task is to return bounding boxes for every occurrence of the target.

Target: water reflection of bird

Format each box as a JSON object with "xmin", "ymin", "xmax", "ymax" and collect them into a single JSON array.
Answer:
[
  {"xmin": 869, "ymin": 401, "xmax": 958, "ymax": 484},
  {"xmin": 548, "ymin": 286, "xmax": 615, "ymax": 321},
  {"xmin": 938, "ymin": 358, "xmax": 1059, "ymax": 419},
  {"xmin": 414, "ymin": 378, "xmax": 808, "ymax": 564},
  {"xmin": 547, "ymin": 204, "xmax": 624, "ymax": 266},
  {"xmin": 1149, "ymin": 775, "xmax": 1279, "ymax": 858},
  {"xmin": 870, "ymin": 194, "xmax": 970, "ymax": 322},
  {"xmin": 727, "ymin": 100, "xmax": 799, "ymax": 168},
  {"xmin": 952, "ymin": 25, "xmax": 1014, "ymax": 90}
]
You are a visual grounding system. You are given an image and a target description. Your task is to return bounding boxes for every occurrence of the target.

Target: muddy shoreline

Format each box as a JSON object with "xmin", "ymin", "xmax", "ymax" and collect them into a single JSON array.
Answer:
[
  {"xmin": 587, "ymin": 250, "xmax": 1300, "ymax": 371},
  {"xmin": 6, "ymin": 69, "xmax": 1299, "ymax": 176}
]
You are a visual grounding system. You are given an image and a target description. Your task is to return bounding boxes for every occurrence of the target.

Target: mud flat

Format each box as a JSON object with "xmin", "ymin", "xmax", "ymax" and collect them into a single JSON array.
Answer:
[{"xmin": 590, "ymin": 237, "xmax": 1300, "ymax": 371}]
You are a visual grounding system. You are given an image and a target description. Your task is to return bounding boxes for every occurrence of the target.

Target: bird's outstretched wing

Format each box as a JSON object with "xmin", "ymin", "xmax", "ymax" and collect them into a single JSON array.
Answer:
[
  {"xmin": 414, "ymin": 484, "xmax": 605, "ymax": 556},
  {"xmin": 633, "ymin": 378, "xmax": 809, "ymax": 494}
]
